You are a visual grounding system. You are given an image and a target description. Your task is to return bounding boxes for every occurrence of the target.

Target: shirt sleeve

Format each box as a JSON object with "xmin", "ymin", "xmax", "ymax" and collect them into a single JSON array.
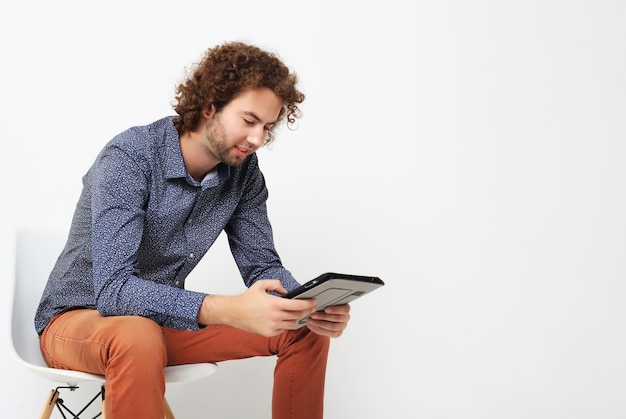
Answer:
[
  {"xmin": 90, "ymin": 141, "xmax": 206, "ymax": 330},
  {"xmin": 224, "ymin": 155, "xmax": 301, "ymax": 292}
]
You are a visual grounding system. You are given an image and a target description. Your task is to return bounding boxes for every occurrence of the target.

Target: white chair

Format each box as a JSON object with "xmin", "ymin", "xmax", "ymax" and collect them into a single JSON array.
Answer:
[{"xmin": 8, "ymin": 230, "xmax": 218, "ymax": 418}]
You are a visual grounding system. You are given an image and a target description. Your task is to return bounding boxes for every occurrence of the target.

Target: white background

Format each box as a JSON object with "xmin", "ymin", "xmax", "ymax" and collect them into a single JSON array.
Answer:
[{"xmin": 1, "ymin": 1, "xmax": 625, "ymax": 418}]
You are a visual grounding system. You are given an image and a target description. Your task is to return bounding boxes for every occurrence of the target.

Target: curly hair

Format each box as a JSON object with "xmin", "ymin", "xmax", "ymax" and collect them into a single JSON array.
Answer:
[{"xmin": 172, "ymin": 42, "xmax": 305, "ymax": 143}]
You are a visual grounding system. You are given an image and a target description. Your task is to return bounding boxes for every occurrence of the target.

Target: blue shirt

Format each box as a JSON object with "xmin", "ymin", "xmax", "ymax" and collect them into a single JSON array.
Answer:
[{"xmin": 34, "ymin": 116, "xmax": 299, "ymax": 335}]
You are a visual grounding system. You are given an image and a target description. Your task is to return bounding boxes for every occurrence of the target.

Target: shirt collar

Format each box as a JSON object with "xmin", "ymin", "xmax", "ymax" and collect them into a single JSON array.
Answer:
[
  {"xmin": 162, "ymin": 116, "xmax": 231, "ymax": 185},
  {"xmin": 163, "ymin": 117, "xmax": 188, "ymax": 180}
]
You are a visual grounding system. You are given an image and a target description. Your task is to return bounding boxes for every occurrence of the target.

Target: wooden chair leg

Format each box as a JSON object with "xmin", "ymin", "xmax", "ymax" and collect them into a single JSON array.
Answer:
[
  {"xmin": 101, "ymin": 385, "xmax": 106, "ymax": 419},
  {"xmin": 39, "ymin": 389, "xmax": 59, "ymax": 419},
  {"xmin": 163, "ymin": 397, "xmax": 176, "ymax": 419}
]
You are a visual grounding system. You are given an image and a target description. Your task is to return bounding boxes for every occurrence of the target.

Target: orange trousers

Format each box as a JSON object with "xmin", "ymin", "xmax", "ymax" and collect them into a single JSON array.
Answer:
[{"xmin": 39, "ymin": 309, "xmax": 330, "ymax": 418}]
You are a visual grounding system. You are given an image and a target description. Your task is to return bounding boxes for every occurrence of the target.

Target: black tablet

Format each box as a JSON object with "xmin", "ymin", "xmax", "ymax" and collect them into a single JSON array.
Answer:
[{"xmin": 283, "ymin": 272, "xmax": 385, "ymax": 329}]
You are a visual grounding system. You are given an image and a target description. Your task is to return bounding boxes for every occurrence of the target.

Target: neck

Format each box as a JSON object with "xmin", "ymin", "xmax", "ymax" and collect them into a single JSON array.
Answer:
[{"xmin": 179, "ymin": 131, "xmax": 220, "ymax": 182}]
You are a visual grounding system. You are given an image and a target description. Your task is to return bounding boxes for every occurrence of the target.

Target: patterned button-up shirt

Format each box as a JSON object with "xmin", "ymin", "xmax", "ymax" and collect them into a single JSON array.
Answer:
[{"xmin": 35, "ymin": 116, "xmax": 298, "ymax": 334}]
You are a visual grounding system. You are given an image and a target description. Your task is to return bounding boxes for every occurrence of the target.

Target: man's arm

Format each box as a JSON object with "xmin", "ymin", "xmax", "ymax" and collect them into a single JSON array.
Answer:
[
  {"xmin": 219, "ymin": 155, "xmax": 351, "ymax": 338},
  {"xmin": 89, "ymin": 141, "xmax": 206, "ymax": 330},
  {"xmin": 224, "ymin": 155, "xmax": 300, "ymax": 291}
]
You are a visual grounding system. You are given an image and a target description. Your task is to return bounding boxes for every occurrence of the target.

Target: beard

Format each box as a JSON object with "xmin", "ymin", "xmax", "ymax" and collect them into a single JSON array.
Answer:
[{"xmin": 204, "ymin": 117, "xmax": 248, "ymax": 167}]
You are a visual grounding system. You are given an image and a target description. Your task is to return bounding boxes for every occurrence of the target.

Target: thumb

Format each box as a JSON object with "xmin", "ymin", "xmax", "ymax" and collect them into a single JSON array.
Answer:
[{"xmin": 254, "ymin": 279, "xmax": 288, "ymax": 295}]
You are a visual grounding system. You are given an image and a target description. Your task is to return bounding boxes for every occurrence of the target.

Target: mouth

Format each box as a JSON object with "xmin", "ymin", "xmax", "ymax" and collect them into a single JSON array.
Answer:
[{"xmin": 233, "ymin": 146, "xmax": 249, "ymax": 158}]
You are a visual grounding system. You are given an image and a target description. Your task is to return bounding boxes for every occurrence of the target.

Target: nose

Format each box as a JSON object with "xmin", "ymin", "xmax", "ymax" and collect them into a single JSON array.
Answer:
[
  {"xmin": 246, "ymin": 126, "xmax": 266, "ymax": 148},
  {"xmin": 246, "ymin": 135, "xmax": 263, "ymax": 149}
]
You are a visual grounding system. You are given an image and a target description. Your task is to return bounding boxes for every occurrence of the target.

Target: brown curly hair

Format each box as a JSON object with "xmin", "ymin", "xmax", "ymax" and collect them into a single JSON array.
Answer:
[{"xmin": 172, "ymin": 42, "xmax": 305, "ymax": 144}]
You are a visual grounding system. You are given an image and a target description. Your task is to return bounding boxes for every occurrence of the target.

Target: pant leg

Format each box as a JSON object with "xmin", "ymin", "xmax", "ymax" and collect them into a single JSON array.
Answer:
[
  {"xmin": 39, "ymin": 309, "xmax": 168, "ymax": 419},
  {"xmin": 41, "ymin": 309, "xmax": 331, "ymax": 419},
  {"xmin": 163, "ymin": 325, "xmax": 331, "ymax": 419}
]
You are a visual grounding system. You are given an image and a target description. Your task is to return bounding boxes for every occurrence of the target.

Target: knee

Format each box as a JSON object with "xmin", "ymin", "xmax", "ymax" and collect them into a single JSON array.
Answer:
[
  {"xmin": 275, "ymin": 327, "xmax": 330, "ymax": 360},
  {"xmin": 301, "ymin": 326, "xmax": 330, "ymax": 349}
]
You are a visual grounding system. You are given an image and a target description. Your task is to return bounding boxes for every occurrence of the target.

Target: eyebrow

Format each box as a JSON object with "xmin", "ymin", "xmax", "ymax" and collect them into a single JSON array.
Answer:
[{"xmin": 243, "ymin": 111, "xmax": 277, "ymax": 126}]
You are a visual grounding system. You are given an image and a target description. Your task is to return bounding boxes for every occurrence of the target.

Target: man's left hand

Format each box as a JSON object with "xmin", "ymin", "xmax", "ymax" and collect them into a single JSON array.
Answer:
[{"xmin": 306, "ymin": 304, "xmax": 351, "ymax": 338}]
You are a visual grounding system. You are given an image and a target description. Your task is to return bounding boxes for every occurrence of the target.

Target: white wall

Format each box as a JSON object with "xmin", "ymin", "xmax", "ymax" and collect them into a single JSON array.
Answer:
[{"xmin": 1, "ymin": 0, "xmax": 625, "ymax": 417}]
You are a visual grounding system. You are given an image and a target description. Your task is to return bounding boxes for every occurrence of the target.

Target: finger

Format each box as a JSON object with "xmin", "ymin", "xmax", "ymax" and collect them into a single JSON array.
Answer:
[
  {"xmin": 255, "ymin": 279, "xmax": 287, "ymax": 294},
  {"xmin": 280, "ymin": 318, "xmax": 303, "ymax": 330},
  {"xmin": 280, "ymin": 297, "xmax": 317, "ymax": 312},
  {"xmin": 281, "ymin": 307, "xmax": 316, "ymax": 325},
  {"xmin": 310, "ymin": 310, "xmax": 350, "ymax": 323},
  {"xmin": 272, "ymin": 285, "xmax": 289, "ymax": 296},
  {"xmin": 306, "ymin": 319, "xmax": 345, "ymax": 338},
  {"xmin": 323, "ymin": 303, "xmax": 351, "ymax": 314}
]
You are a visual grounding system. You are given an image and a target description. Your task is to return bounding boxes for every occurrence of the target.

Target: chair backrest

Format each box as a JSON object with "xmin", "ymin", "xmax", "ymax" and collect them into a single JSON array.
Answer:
[{"xmin": 10, "ymin": 230, "xmax": 66, "ymax": 367}]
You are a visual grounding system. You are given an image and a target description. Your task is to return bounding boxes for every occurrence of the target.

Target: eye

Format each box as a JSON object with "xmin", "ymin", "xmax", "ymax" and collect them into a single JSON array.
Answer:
[{"xmin": 243, "ymin": 119, "xmax": 254, "ymax": 125}]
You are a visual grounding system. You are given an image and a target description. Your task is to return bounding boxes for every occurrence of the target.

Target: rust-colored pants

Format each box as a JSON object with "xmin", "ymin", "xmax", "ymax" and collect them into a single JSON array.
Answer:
[{"xmin": 40, "ymin": 309, "xmax": 330, "ymax": 418}]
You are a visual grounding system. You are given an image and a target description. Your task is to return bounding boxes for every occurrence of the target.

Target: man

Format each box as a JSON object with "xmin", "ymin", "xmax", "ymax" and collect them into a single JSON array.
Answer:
[{"xmin": 35, "ymin": 41, "xmax": 351, "ymax": 418}]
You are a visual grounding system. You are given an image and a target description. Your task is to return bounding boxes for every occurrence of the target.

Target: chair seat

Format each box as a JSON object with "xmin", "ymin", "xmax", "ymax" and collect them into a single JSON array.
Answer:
[
  {"xmin": 20, "ymin": 363, "xmax": 105, "ymax": 387},
  {"xmin": 18, "ymin": 359, "xmax": 218, "ymax": 387},
  {"xmin": 163, "ymin": 364, "xmax": 218, "ymax": 384}
]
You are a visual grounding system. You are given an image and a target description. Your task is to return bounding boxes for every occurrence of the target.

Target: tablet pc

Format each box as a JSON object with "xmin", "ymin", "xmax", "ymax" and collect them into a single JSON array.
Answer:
[{"xmin": 283, "ymin": 272, "xmax": 384, "ymax": 329}]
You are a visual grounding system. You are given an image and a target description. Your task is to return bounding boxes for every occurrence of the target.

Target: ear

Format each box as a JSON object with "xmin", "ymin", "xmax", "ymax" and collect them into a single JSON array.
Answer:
[{"xmin": 202, "ymin": 104, "xmax": 216, "ymax": 121}]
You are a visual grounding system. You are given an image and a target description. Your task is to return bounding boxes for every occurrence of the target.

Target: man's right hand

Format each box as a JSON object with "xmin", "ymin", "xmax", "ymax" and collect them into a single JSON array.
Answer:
[{"xmin": 196, "ymin": 280, "xmax": 317, "ymax": 336}]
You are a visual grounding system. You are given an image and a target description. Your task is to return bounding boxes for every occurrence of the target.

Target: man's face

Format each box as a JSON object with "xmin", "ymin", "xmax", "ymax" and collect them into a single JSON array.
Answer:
[{"xmin": 204, "ymin": 87, "xmax": 282, "ymax": 167}]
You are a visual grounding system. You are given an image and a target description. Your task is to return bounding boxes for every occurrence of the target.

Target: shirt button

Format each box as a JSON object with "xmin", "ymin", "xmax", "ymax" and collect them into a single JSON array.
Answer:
[
  {"xmin": 175, "ymin": 280, "xmax": 180, "ymax": 286},
  {"xmin": 189, "ymin": 253, "xmax": 195, "ymax": 259},
  {"xmin": 187, "ymin": 218, "xmax": 193, "ymax": 224}
]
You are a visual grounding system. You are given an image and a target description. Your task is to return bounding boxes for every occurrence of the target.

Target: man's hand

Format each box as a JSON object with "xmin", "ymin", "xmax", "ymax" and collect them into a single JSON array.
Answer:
[
  {"xmin": 306, "ymin": 304, "xmax": 351, "ymax": 338},
  {"xmin": 197, "ymin": 280, "xmax": 317, "ymax": 337}
]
